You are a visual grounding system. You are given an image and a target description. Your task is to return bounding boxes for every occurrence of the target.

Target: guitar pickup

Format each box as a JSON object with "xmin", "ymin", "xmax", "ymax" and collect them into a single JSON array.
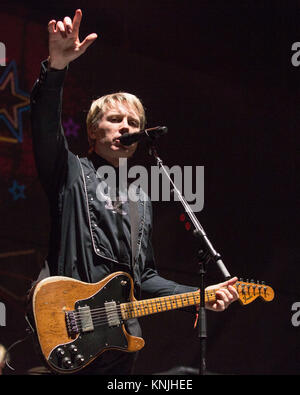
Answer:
[
  {"xmin": 78, "ymin": 305, "xmax": 94, "ymax": 333},
  {"xmin": 105, "ymin": 301, "xmax": 121, "ymax": 327}
]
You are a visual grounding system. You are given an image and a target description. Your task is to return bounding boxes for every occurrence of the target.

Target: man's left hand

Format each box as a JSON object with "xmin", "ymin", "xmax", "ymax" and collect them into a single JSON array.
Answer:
[{"xmin": 205, "ymin": 276, "xmax": 239, "ymax": 312}]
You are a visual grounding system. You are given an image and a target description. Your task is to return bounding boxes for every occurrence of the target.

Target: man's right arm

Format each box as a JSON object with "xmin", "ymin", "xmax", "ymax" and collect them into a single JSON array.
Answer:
[
  {"xmin": 31, "ymin": 9, "xmax": 97, "ymax": 197},
  {"xmin": 30, "ymin": 60, "xmax": 69, "ymax": 196}
]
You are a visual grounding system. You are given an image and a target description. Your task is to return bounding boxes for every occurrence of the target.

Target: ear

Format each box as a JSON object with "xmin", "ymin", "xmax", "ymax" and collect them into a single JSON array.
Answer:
[{"xmin": 87, "ymin": 126, "xmax": 97, "ymax": 143}]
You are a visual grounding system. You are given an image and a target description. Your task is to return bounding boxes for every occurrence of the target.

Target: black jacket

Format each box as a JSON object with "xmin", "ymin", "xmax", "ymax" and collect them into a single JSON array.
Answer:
[{"xmin": 30, "ymin": 60, "xmax": 196, "ymax": 300}]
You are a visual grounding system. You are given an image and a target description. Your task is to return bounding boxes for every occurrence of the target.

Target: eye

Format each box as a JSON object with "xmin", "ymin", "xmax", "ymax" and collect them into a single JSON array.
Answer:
[
  {"xmin": 129, "ymin": 119, "xmax": 139, "ymax": 128},
  {"xmin": 108, "ymin": 115, "xmax": 121, "ymax": 123}
]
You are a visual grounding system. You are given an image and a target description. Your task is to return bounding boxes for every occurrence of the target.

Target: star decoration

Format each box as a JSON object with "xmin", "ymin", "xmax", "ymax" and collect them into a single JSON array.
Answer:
[
  {"xmin": 8, "ymin": 179, "xmax": 26, "ymax": 201},
  {"xmin": 63, "ymin": 117, "xmax": 80, "ymax": 138},
  {"xmin": 0, "ymin": 60, "xmax": 30, "ymax": 143}
]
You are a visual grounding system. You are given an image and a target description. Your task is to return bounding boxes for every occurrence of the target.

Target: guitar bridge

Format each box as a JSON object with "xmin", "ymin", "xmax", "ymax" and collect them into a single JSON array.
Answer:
[
  {"xmin": 65, "ymin": 310, "xmax": 79, "ymax": 336},
  {"xmin": 65, "ymin": 305, "xmax": 94, "ymax": 336}
]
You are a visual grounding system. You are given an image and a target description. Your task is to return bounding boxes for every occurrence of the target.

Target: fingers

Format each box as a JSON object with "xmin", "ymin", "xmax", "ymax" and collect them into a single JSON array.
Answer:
[
  {"xmin": 226, "ymin": 276, "xmax": 238, "ymax": 286},
  {"xmin": 218, "ymin": 276, "xmax": 238, "ymax": 288},
  {"xmin": 56, "ymin": 20, "xmax": 66, "ymax": 37},
  {"xmin": 213, "ymin": 300, "xmax": 226, "ymax": 311},
  {"xmin": 48, "ymin": 20, "xmax": 57, "ymax": 34},
  {"xmin": 215, "ymin": 284, "xmax": 239, "ymax": 310},
  {"xmin": 216, "ymin": 288, "xmax": 234, "ymax": 303},
  {"xmin": 56, "ymin": 19, "xmax": 73, "ymax": 38},
  {"xmin": 72, "ymin": 9, "xmax": 82, "ymax": 35},
  {"xmin": 64, "ymin": 16, "xmax": 73, "ymax": 34},
  {"xmin": 228, "ymin": 284, "xmax": 239, "ymax": 300},
  {"xmin": 48, "ymin": 9, "xmax": 82, "ymax": 37},
  {"xmin": 79, "ymin": 33, "xmax": 98, "ymax": 53}
]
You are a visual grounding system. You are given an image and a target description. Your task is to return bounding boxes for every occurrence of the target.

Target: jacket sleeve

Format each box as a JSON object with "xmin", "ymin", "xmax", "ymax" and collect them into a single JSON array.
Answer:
[
  {"xmin": 141, "ymin": 200, "xmax": 198, "ymax": 299},
  {"xmin": 141, "ymin": 240, "xmax": 198, "ymax": 299},
  {"xmin": 30, "ymin": 60, "xmax": 78, "ymax": 199}
]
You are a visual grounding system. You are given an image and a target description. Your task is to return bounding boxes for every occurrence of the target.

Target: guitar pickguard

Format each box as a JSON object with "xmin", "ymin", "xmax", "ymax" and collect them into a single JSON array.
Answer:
[{"xmin": 47, "ymin": 273, "xmax": 132, "ymax": 373}]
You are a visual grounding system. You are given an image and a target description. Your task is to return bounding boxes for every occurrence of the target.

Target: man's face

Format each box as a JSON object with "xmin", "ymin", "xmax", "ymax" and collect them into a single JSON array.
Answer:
[{"xmin": 90, "ymin": 101, "xmax": 141, "ymax": 166}]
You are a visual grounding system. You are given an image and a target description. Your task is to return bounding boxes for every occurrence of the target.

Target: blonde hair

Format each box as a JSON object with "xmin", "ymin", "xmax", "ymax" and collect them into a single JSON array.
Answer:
[{"xmin": 86, "ymin": 92, "xmax": 146, "ymax": 148}]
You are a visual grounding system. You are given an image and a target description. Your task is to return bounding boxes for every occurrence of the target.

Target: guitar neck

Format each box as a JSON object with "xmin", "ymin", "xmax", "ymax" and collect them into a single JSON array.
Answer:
[
  {"xmin": 120, "ymin": 280, "xmax": 274, "ymax": 320},
  {"xmin": 120, "ymin": 289, "xmax": 215, "ymax": 320}
]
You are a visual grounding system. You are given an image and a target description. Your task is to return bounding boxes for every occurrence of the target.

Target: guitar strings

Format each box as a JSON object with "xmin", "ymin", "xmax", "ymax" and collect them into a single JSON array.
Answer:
[
  {"xmin": 69, "ymin": 286, "xmax": 270, "ymax": 323},
  {"xmin": 70, "ymin": 283, "xmax": 270, "ymax": 320},
  {"xmin": 69, "ymin": 290, "xmax": 212, "ymax": 320},
  {"xmin": 67, "ymin": 290, "xmax": 217, "ymax": 332},
  {"xmin": 67, "ymin": 287, "xmax": 272, "ymax": 333},
  {"xmin": 70, "ymin": 300, "xmax": 195, "ymax": 331}
]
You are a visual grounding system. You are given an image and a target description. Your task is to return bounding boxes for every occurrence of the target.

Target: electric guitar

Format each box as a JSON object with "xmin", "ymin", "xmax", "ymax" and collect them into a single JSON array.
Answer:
[{"xmin": 27, "ymin": 271, "xmax": 274, "ymax": 374}]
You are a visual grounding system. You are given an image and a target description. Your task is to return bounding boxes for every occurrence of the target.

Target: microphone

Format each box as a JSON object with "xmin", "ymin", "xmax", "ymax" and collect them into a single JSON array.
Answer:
[{"xmin": 118, "ymin": 126, "xmax": 168, "ymax": 146}]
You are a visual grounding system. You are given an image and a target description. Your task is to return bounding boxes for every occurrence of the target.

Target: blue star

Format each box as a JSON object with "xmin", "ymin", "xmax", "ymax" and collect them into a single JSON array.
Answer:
[{"xmin": 8, "ymin": 180, "xmax": 26, "ymax": 201}]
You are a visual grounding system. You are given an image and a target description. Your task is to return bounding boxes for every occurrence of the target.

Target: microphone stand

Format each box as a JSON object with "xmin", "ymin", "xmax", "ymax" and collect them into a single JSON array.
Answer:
[{"xmin": 147, "ymin": 140, "xmax": 232, "ymax": 376}]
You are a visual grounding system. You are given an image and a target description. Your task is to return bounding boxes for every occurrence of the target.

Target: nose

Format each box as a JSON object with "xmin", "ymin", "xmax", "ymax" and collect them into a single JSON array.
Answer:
[{"xmin": 119, "ymin": 118, "xmax": 130, "ymax": 135}]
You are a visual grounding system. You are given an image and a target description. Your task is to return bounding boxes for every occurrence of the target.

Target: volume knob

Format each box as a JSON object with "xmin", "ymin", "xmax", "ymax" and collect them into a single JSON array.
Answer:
[
  {"xmin": 56, "ymin": 347, "xmax": 65, "ymax": 357},
  {"xmin": 75, "ymin": 354, "xmax": 85, "ymax": 365},
  {"xmin": 62, "ymin": 357, "xmax": 72, "ymax": 368},
  {"xmin": 69, "ymin": 344, "xmax": 78, "ymax": 354}
]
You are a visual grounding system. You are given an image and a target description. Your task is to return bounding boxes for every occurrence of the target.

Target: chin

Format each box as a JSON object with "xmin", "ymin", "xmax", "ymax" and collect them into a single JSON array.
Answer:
[
  {"xmin": 119, "ymin": 151, "xmax": 135, "ymax": 159},
  {"xmin": 117, "ymin": 145, "xmax": 137, "ymax": 157}
]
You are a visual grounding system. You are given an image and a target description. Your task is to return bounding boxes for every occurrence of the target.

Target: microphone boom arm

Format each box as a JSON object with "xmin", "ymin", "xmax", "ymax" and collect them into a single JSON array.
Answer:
[{"xmin": 148, "ymin": 142, "xmax": 231, "ymax": 279}]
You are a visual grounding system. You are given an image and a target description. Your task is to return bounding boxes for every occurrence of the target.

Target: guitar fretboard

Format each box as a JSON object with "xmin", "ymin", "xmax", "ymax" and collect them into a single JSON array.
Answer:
[{"xmin": 120, "ymin": 289, "xmax": 216, "ymax": 320}]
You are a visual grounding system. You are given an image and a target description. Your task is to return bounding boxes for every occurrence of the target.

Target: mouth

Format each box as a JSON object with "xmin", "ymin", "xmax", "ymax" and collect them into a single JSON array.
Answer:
[{"xmin": 113, "ymin": 138, "xmax": 128, "ymax": 149}]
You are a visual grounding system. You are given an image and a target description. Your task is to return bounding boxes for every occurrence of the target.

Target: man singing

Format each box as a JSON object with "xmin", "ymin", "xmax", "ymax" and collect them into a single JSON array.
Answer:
[{"xmin": 30, "ymin": 9, "xmax": 238, "ymax": 375}]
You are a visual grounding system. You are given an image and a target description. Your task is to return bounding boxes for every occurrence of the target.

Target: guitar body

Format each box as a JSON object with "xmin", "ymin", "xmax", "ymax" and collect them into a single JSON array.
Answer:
[{"xmin": 29, "ymin": 271, "xmax": 145, "ymax": 374}]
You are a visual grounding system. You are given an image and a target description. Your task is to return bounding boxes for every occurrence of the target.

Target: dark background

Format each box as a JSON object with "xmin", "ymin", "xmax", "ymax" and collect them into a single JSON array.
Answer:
[{"xmin": 0, "ymin": 0, "xmax": 297, "ymax": 375}]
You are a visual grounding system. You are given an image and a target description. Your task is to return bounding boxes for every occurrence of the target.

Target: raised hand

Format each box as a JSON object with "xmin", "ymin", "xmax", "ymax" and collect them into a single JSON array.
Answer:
[{"xmin": 48, "ymin": 9, "xmax": 98, "ymax": 69}]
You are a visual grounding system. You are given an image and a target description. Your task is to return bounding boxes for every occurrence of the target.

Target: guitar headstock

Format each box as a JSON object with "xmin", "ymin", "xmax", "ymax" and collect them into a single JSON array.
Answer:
[{"xmin": 235, "ymin": 279, "xmax": 275, "ymax": 305}]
